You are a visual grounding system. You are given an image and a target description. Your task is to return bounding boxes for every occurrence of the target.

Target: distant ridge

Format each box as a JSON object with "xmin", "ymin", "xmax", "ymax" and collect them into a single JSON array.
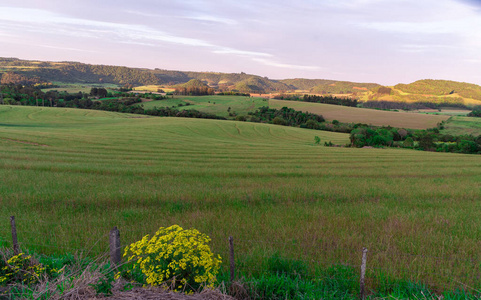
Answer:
[
  {"xmin": 1, "ymin": 57, "xmax": 481, "ymax": 103},
  {"xmin": 0, "ymin": 57, "xmax": 377, "ymax": 93}
]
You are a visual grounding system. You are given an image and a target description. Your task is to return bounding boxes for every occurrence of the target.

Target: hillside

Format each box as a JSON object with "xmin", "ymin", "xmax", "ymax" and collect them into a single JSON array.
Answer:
[
  {"xmin": 0, "ymin": 58, "xmax": 291, "ymax": 92},
  {"xmin": 280, "ymin": 78, "xmax": 380, "ymax": 94},
  {"xmin": 365, "ymin": 80, "xmax": 481, "ymax": 107},
  {"xmin": 395, "ymin": 79, "xmax": 481, "ymax": 100},
  {"xmin": 0, "ymin": 57, "xmax": 372, "ymax": 93}
]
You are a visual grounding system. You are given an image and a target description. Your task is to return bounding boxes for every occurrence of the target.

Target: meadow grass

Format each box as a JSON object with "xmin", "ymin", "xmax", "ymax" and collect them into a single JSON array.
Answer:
[
  {"xmin": 41, "ymin": 82, "xmax": 119, "ymax": 93},
  {"xmin": 1, "ymin": 106, "xmax": 481, "ymax": 293},
  {"xmin": 140, "ymin": 95, "xmax": 268, "ymax": 117},
  {"xmin": 441, "ymin": 116, "xmax": 481, "ymax": 136},
  {"xmin": 269, "ymin": 99, "xmax": 449, "ymax": 129},
  {"xmin": 416, "ymin": 108, "xmax": 471, "ymax": 116}
]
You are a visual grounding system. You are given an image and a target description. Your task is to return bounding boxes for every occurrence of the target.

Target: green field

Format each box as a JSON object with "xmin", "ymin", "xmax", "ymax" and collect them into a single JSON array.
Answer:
[
  {"xmin": 269, "ymin": 99, "xmax": 450, "ymax": 129},
  {"xmin": 41, "ymin": 82, "xmax": 119, "ymax": 93},
  {"xmin": 416, "ymin": 108, "xmax": 471, "ymax": 116},
  {"xmin": 140, "ymin": 95, "xmax": 268, "ymax": 117},
  {"xmin": 2, "ymin": 106, "xmax": 481, "ymax": 292}
]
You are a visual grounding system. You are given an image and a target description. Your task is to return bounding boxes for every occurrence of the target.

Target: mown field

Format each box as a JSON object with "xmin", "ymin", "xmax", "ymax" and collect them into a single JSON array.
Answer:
[
  {"xmin": 1, "ymin": 106, "xmax": 481, "ymax": 293},
  {"xmin": 140, "ymin": 95, "xmax": 268, "ymax": 117},
  {"xmin": 269, "ymin": 99, "xmax": 449, "ymax": 129}
]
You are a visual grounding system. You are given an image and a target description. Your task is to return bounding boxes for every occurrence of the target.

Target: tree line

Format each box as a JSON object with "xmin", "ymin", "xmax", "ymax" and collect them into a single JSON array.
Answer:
[{"xmin": 349, "ymin": 125, "xmax": 481, "ymax": 154}]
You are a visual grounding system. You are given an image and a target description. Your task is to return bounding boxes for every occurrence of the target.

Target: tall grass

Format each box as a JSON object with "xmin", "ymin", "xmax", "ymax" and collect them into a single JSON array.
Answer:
[{"xmin": 1, "ymin": 106, "xmax": 481, "ymax": 293}]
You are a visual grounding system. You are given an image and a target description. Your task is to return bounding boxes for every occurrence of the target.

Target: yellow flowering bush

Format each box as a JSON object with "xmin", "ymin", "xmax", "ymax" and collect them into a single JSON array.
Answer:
[
  {"xmin": 123, "ymin": 225, "xmax": 221, "ymax": 292},
  {"xmin": 0, "ymin": 253, "xmax": 46, "ymax": 285}
]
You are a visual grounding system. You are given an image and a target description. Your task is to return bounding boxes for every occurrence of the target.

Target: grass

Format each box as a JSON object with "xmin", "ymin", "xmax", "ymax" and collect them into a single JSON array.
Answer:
[
  {"xmin": 269, "ymin": 99, "xmax": 450, "ymax": 129},
  {"xmin": 41, "ymin": 82, "xmax": 119, "ymax": 93},
  {"xmin": 416, "ymin": 108, "xmax": 471, "ymax": 116},
  {"xmin": 1, "ymin": 106, "xmax": 481, "ymax": 294},
  {"xmin": 441, "ymin": 116, "xmax": 481, "ymax": 135},
  {"xmin": 140, "ymin": 95, "xmax": 268, "ymax": 117}
]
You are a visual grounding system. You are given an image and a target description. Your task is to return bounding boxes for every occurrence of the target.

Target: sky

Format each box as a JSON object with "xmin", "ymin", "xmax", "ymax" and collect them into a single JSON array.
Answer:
[{"xmin": 1, "ymin": 0, "xmax": 481, "ymax": 85}]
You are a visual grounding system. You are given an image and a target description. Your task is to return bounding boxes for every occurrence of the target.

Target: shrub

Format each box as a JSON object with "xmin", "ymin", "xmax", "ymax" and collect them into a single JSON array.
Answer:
[
  {"xmin": 314, "ymin": 136, "xmax": 321, "ymax": 145},
  {"xmin": 122, "ymin": 225, "xmax": 221, "ymax": 292},
  {"xmin": 272, "ymin": 116, "xmax": 287, "ymax": 126},
  {"xmin": 0, "ymin": 253, "xmax": 46, "ymax": 285},
  {"xmin": 403, "ymin": 137, "xmax": 414, "ymax": 148}
]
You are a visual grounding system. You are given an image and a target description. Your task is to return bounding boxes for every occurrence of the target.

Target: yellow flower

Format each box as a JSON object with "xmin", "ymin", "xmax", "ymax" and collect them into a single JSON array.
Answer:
[{"xmin": 123, "ymin": 225, "xmax": 221, "ymax": 291}]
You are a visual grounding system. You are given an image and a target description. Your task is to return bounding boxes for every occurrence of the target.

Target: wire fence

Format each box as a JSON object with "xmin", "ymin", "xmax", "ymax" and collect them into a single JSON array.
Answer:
[{"xmin": 1, "ymin": 216, "xmax": 480, "ymax": 294}]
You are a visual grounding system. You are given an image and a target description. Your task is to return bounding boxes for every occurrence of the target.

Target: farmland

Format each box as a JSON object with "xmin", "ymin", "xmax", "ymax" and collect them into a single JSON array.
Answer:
[
  {"xmin": 441, "ymin": 116, "xmax": 481, "ymax": 135},
  {"xmin": 269, "ymin": 99, "xmax": 450, "ymax": 129},
  {"xmin": 140, "ymin": 95, "xmax": 268, "ymax": 117},
  {"xmin": 1, "ymin": 106, "xmax": 481, "ymax": 293}
]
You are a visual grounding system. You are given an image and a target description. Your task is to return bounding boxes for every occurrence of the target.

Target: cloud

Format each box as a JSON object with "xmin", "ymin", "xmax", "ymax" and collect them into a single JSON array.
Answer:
[
  {"xmin": 182, "ymin": 15, "xmax": 238, "ymax": 25},
  {"xmin": 37, "ymin": 44, "xmax": 98, "ymax": 53},
  {"xmin": 213, "ymin": 47, "xmax": 271, "ymax": 58},
  {"xmin": 357, "ymin": 21, "xmax": 455, "ymax": 34},
  {"xmin": 0, "ymin": 6, "xmax": 316, "ymax": 72},
  {"xmin": 252, "ymin": 58, "xmax": 320, "ymax": 71}
]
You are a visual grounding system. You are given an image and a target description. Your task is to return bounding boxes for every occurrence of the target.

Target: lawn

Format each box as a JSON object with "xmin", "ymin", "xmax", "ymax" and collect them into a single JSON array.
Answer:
[
  {"xmin": 269, "ymin": 99, "xmax": 449, "ymax": 129},
  {"xmin": 1, "ymin": 106, "xmax": 481, "ymax": 292}
]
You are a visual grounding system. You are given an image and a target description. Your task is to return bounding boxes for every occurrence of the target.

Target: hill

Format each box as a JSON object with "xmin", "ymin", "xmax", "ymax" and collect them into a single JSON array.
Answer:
[
  {"xmin": 395, "ymin": 79, "xmax": 481, "ymax": 100},
  {"xmin": 365, "ymin": 80, "xmax": 481, "ymax": 108},
  {"xmin": 280, "ymin": 78, "xmax": 380, "ymax": 94},
  {"xmin": 0, "ymin": 58, "xmax": 291, "ymax": 92}
]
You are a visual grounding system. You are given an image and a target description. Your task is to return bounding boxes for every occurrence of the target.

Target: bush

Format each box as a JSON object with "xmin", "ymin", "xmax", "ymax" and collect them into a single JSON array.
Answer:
[
  {"xmin": 272, "ymin": 116, "xmax": 287, "ymax": 126},
  {"xmin": 122, "ymin": 225, "xmax": 221, "ymax": 292},
  {"xmin": 403, "ymin": 137, "xmax": 414, "ymax": 148},
  {"xmin": 0, "ymin": 252, "xmax": 46, "ymax": 285}
]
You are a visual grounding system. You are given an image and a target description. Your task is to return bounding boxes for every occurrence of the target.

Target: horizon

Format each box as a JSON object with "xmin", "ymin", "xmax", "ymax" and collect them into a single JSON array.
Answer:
[
  {"xmin": 1, "ymin": 0, "xmax": 481, "ymax": 85},
  {"xmin": 4, "ymin": 55, "xmax": 481, "ymax": 87}
]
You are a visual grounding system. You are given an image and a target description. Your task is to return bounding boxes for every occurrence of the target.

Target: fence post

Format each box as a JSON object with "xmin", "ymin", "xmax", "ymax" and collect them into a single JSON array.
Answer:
[
  {"xmin": 109, "ymin": 227, "xmax": 121, "ymax": 267},
  {"xmin": 229, "ymin": 236, "xmax": 235, "ymax": 281},
  {"xmin": 10, "ymin": 216, "xmax": 19, "ymax": 255},
  {"xmin": 360, "ymin": 247, "xmax": 368, "ymax": 300}
]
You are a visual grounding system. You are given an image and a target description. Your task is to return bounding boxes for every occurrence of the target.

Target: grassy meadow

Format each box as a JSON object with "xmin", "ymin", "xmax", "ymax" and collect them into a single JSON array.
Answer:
[
  {"xmin": 2, "ymin": 106, "xmax": 481, "ymax": 293},
  {"xmin": 441, "ymin": 116, "xmax": 481, "ymax": 135},
  {"xmin": 140, "ymin": 95, "xmax": 268, "ymax": 117},
  {"xmin": 269, "ymin": 99, "xmax": 449, "ymax": 129},
  {"xmin": 41, "ymin": 82, "xmax": 119, "ymax": 93}
]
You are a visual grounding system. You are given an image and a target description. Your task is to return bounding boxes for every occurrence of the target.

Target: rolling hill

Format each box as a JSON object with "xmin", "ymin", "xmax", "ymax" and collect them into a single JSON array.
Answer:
[{"xmin": 1, "ymin": 105, "xmax": 481, "ymax": 291}]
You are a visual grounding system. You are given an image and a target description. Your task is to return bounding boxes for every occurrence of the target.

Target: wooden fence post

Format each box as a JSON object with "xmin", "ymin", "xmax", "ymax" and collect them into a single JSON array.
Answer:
[
  {"xmin": 229, "ymin": 236, "xmax": 235, "ymax": 281},
  {"xmin": 360, "ymin": 247, "xmax": 368, "ymax": 300},
  {"xmin": 109, "ymin": 227, "xmax": 121, "ymax": 267},
  {"xmin": 10, "ymin": 216, "xmax": 19, "ymax": 255}
]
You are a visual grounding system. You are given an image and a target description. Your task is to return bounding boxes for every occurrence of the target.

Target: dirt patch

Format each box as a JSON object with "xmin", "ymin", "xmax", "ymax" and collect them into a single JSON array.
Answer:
[{"xmin": 353, "ymin": 86, "xmax": 368, "ymax": 91}]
